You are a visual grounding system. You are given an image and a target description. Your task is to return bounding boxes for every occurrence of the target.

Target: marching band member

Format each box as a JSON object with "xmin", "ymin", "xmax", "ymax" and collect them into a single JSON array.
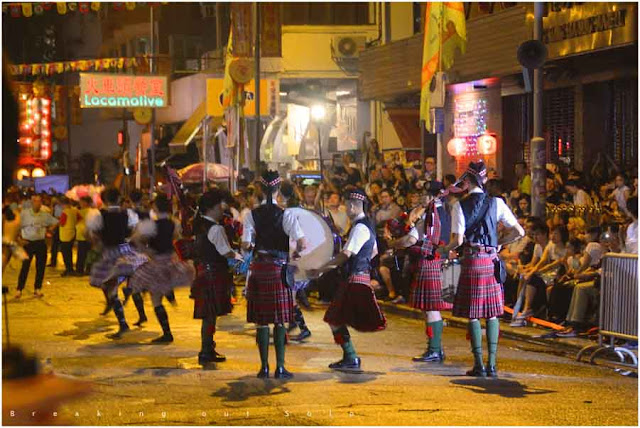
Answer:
[
  {"xmin": 86, "ymin": 187, "xmax": 149, "ymax": 339},
  {"xmin": 242, "ymin": 171, "xmax": 306, "ymax": 379},
  {"xmin": 309, "ymin": 189, "xmax": 387, "ymax": 372},
  {"xmin": 191, "ymin": 189, "xmax": 242, "ymax": 366},
  {"xmin": 128, "ymin": 193, "xmax": 195, "ymax": 344},
  {"xmin": 441, "ymin": 161, "xmax": 524, "ymax": 377},
  {"xmin": 124, "ymin": 189, "xmax": 151, "ymax": 327}
]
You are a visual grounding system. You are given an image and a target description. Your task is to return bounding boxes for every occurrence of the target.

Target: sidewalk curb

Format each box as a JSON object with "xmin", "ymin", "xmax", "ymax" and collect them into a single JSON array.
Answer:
[{"xmin": 378, "ymin": 301, "xmax": 588, "ymax": 355}]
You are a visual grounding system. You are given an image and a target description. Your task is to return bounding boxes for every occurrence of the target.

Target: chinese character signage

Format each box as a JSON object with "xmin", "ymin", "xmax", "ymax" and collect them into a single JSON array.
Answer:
[{"xmin": 79, "ymin": 73, "xmax": 168, "ymax": 108}]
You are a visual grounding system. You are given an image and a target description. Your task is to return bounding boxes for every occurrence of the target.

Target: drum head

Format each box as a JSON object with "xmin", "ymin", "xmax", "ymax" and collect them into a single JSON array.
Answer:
[{"xmin": 288, "ymin": 208, "xmax": 334, "ymax": 281}]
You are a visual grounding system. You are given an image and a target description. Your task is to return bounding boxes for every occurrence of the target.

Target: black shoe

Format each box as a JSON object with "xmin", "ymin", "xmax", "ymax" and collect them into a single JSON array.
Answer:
[
  {"xmin": 466, "ymin": 365, "xmax": 487, "ymax": 377},
  {"xmin": 198, "ymin": 350, "xmax": 226, "ymax": 365},
  {"xmin": 257, "ymin": 365, "xmax": 269, "ymax": 378},
  {"xmin": 212, "ymin": 350, "xmax": 226, "ymax": 362},
  {"xmin": 412, "ymin": 350, "xmax": 445, "ymax": 363},
  {"xmin": 486, "ymin": 365, "xmax": 498, "ymax": 378},
  {"xmin": 133, "ymin": 316, "xmax": 148, "ymax": 327},
  {"xmin": 292, "ymin": 329, "xmax": 311, "ymax": 342},
  {"xmin": 287, "ymin": 323, "xmax": 298, "ymax": 333},
  {"xmin": 107, "ymin": 324, "xmax": 130, "ymax": 339},
  {"xmin": 329, "ymin": 357, "xmax": 361, "ymax": 371},
  {"xmin": 47, "ymin": 263, "xmax": 56, "ymax": 268},
  {"xmin": 274, "ymin": 366, "xmax": 293, "ymax": 379},
  {"xmin": 150, "ymin": 333, "xmax": 174, "ymax": 344},
  {"xmin": 61, "ymin": 270, "xmax": 74, "ymax": 277},
  {"xmin": 100, "ymin": 302, "xmax": 113, "ymax": 316}
]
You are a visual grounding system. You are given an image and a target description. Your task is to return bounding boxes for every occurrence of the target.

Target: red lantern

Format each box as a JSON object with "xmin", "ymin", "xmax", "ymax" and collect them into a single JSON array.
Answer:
[
  {"xmin": 447, "ymin": 137, "xmax": 467, "ymax": 157},
  {"xmin": 477, "ymin": 134, "xmax": 497, "ymax": 155}
]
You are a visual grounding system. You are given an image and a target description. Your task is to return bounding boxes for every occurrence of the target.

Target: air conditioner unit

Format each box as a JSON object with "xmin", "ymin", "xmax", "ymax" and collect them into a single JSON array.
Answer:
[
  {"xmin": 430, "ymin": 72, "xmax": 447, "ymax": 108},
  {"xmin": 332, "ymin": 36, "xmax": 367, "ymax": 59}
]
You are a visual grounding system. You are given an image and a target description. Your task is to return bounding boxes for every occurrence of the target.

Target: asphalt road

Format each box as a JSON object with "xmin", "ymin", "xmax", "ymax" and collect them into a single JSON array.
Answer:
[{"xmin": 2, "ymin": 261, "xmax": 638, "ymax": 426}]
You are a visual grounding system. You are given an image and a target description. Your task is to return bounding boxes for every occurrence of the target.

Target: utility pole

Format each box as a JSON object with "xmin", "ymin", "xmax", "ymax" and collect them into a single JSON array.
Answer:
[
  {"xmin": 531, "ymin": 2, "xmax": 546, "ymax": 217},
  {"xmin": 149, "ymin": 5, "xmax": 156, "ymax": 193},
  {"xmin": 254, "ymin": 2, "xmax": 261, "ymax": 169}
]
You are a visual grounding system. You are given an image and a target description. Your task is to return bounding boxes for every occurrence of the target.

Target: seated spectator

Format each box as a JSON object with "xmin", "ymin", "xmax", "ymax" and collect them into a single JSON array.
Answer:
[
  {"xmin": 390, "ymin": 165, "xmax": 411, "ymax": 208},
  {"xmin": 547, "ymin": 237, "xmax": 585, "ymax": 322},
  {"xmin": 624, "ymin": 196, "xmax": 638, "ymax": 254},
  {"xmin": 373, "ymin": 189, "xmax": 402, "ymax": 232},
  {"xmin": 565, "ymin": 179, "xmax": 592, "ymax": 207},
  {"xmin": 366, "ymin": 180, "xmax": 384, "ymax": 208},
  {"xmin": 512, "ymin": 225, "xmax": 569, "ymax": 325},
  {"xmin": 500, "ymin": 216, "xmax": 538, "ymax": 306},
  {"xmin": 546, "ymin": 175, "xmax": 564, "ymax": 205},
  {"xmin": 516, "ymin": 194, "xmax": 531, "ymax": 217}
]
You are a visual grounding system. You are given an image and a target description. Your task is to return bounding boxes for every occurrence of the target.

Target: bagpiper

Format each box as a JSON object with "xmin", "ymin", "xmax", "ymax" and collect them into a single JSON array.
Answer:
[
  {"xmin": 242, "ymin": 170, "xmax": 306, "ymax": 379},
  {"xmin": 191, "ymin": 189, "xmax": 242, "ymax": 365},
  {"xmin": 128, "ymin": 193, "xmax": 195, "ymax": 343},
  {"xmin": 309, "ymin": 189, "xmax": 387, "ymax": 372},
  {"xmin": 86, "ymin": 187, "xmax": 149, "ymax": 339},
  {"xmin": 442, "ymin": 161, "xmax": 524, "ymax": 377}
]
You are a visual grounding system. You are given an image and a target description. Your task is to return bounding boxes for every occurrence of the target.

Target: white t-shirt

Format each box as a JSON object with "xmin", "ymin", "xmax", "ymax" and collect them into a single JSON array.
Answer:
[
  {"xmin": 241, "ymin": 202, "xmax": 305, "ymax": 244},
  {"xmin": 573, "ymin": 189, "xmax": 592, "ymax": 207},
  {"xmin": 450, "ymin": 188, "xmax": 520, "ymax": 237},
  {"xmin": 613, "ymin": 185, "xmax": 630, "ymax": 212},
  {"xmin": 343, "ymin": 214, "xmax": 378, "ymax": 257},
  {"xmin": 533, "ymin": 243, "xmax": 545, "ymax": 260},
  {"xmin": 584, "ymin": 242, "xmax": 604, "ymax": 266},
  {"xmin": 545, "ymin": 241, "xmax": 567, "ymax": 262},
  {"xmin": 626, "ymin": 221, "xmax": 638, "ymax": 254}
]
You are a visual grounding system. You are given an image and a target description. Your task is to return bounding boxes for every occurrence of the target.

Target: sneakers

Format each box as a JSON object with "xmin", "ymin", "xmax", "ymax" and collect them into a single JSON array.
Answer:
[
  {"xmin": 509, "ymin": 319, "xmax": 527, "ymax": 328},
  {"xmin": 391, "ymin": 295, "xmax": 406, "ymax": 304},
  {"xmin": 556, "ymin": 327, "xmax": 578, "ymax": 338}
]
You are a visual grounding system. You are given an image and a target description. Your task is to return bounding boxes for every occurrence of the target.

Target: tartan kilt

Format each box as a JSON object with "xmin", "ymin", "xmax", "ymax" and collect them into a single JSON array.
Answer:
[
  {"xmin": 452, "ymin": 254, "xmax": 503, "ymax": 319},
  {"xmin": 89, "ymin": 244, "xmax": 149, "ymax": 288},
  {"xmin": 246, "ymin": 261, "xmax": 294, "ymax": 325},
  {"xmin": 409, "ymin": 258, "xmax": 452, "ymax": 311},
  {"xmin": 129, "ymin": 253, "xmax": 195, "ymax": 295},
  {"xmin": 323, "ymin": 275, "xmax": 387, "ymax": 332},
  {"xmin": 191, "ymin": 263, "xmax": 233, "ymax": 320}
]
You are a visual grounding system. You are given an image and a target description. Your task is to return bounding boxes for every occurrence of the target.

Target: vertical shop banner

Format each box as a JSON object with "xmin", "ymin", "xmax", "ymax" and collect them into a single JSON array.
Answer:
[
  {"xmin": 231, "ymin": 3, "xmax": 253, "ymax": 57},
  {"xmin": 261, "ymin": 3, "xmax": 282, "ymax": 57},
  {"xmin": 207, "ymin": 78, "xmax": 274, "ymax": 118}
]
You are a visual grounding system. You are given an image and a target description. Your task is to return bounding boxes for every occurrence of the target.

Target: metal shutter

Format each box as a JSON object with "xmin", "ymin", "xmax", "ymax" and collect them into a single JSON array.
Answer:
[{"xmin": 543, "ymin": 87, "xmax": 575, "ymax": 166}]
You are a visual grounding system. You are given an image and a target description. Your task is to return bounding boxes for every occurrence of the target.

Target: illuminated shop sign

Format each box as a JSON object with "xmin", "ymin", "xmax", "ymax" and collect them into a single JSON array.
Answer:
[{"xmin": 79, "ymin": 73, "xmax": 168, "ymax": 108}]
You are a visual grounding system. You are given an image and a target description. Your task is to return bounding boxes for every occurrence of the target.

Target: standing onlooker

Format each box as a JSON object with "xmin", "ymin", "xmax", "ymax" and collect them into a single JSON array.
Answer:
[
  {"xmin": 47, "ymin": 195, "xmax": 63, "ymax": 267},
  {"xmin": 17, "ymin": 195, "xmax": 58, "ymax": 298},
  {"xmin": 610, "ymin": 173, "xmax": 631, "ymax": 216},
  {"xmin": 334, "ymin": 153, "xmax": 364, "ymax": 187},
  {"xmin": 515, "ymin": 162, "xmax": 532, "ymax": 197},
  {"xmin": 423, "ymin": 157, "xmax": 437, "ymax": 182},
  {"xmin": 565, "ymin": 180, "xmax": 592, "ymax": 207},
  {"xmin": 324, "ymin": 191, "xmax": 349, "ymax": 236},
  {"xmin": 59, "ymin": 197, "xmax": 79, "ymax": 276},
  {"xmin": 75, "ymin": 196, "xmax": 94, "ymax": 275}
]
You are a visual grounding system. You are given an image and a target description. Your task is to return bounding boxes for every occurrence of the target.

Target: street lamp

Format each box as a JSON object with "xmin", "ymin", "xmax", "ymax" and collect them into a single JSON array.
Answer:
[{"xmin": 311, "ymin": 104, "xmax": 326, "ymax": 122}]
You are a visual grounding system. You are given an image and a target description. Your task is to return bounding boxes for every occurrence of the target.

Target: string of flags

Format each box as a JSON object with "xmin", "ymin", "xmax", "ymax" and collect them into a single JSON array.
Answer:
[
  {"xmin": 8, "ymin": 57, "xmax": 150, "ymax": 77},
  {"xmin": 2, "ymin": 2, "xmax": 166, "ymax": 18}
]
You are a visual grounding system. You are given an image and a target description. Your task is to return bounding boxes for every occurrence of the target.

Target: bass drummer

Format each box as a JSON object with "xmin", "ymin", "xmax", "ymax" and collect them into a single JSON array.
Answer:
[{"xmin": 440, "ymin": 161, "xmax": 524, "ymax": 378}]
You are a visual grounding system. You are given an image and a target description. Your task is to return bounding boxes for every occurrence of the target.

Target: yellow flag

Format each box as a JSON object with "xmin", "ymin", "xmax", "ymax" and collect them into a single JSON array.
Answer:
[
  {"xmin": 57, "ymin": 2, "xmax": 67, "ymax": 15},
  {"xmin": 222, "ymin": 30, "xmax": 238, "ymax": 109},
  {"xmin": 419, "ymin": 2, "xmax": 467, "ymax": 129},
  {"xmin": 22, "ymin": 3, "xmax": 33, "ymax": 17}
]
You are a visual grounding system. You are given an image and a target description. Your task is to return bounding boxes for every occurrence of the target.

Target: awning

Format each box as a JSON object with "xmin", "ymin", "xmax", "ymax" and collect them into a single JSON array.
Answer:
[{"xmin": 168, "ymin": 102, "xmax": 206, "ymax": 154}]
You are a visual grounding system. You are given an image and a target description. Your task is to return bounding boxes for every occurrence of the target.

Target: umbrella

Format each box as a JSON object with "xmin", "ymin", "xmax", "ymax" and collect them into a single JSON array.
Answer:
[{"xmin": 177, "ymin": 163, "xmax": 235, "ymax": 183}]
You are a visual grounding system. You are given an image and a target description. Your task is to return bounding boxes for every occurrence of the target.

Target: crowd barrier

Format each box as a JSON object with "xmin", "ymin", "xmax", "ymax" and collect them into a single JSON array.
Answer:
[{"xmin": 577, "ymin": 253, "xmax": 638, "ymax": 375}]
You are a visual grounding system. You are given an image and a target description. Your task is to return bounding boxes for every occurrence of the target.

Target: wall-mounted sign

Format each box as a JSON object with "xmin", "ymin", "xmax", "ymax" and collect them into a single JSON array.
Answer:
[
  {"xmin": 543, "ymin": 3, "xmax": 637, "ymax": 59},
  {"xmin": 79, "ymin": 73, "xmax": 168, "ymax": 108},
  {"xmin": 206, "ymin": 78, "xmax": 277, "ymax": 117}
]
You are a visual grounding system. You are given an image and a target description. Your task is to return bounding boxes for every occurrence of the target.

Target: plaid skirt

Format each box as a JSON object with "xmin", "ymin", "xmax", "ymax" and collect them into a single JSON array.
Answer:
[
  {"xmin": 191, "ymin": 263, "xmax": 233, "ymax": 320},
  {"xmin": 323, "ymin": 274, "xmax": 387, "ymax": 332},
  {"xmin": 246, "ymin": 260, "xmax": 294, "ymax": 325},
  {"xmin": 409, "ymin": 258, "xmax": 453, "ymax": 311},
  {"xmin": 452, "ymin": 254, "xmax": 503, "ymax": 319},
  {"xmin": 89, "ymin": 244, "xmax": 149, "ymax": 288},
  {"xmin": 129, "ymin": 253, "xmax": 195, "ymax": 295}
]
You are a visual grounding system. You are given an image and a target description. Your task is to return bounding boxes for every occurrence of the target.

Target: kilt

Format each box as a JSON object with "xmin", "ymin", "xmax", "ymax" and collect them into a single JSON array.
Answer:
[
  {"xmin": 452, "ymin": 253, "xmax": 503, "ymax": 319},
  {"xmin": 89, "ymin": 244, "xmax": 149, "ymax": 288},
  {"xmin": 323, "ymin": 274, "xmax": 387, "ymax": 332},
  {"xmin": 191, "ymin": 263, "xmax": 233, "ymax": 320},
  {"xmin": 246, "ymin": 260, "xmax": 294, "ymax": 325},
  {"xmin": 129, "ymin": 253, "xmax": 195, "ymax": 295},
  {"xmin": 409, "ymin": 258, "xmax": 452, "ymax": 311}
]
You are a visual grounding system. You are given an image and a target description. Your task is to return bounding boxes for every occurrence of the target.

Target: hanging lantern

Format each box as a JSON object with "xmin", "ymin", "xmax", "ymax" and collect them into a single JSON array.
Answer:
[
  {"xmin": 447, "ymin": 137, "xmax": 467, "ymax": 157},
  {"xmin": 477, "ymin": 134, "xmax": 497, "ymax": 155}
]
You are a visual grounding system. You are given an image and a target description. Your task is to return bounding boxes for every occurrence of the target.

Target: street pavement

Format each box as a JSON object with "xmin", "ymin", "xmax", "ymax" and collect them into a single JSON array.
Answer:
[{"xmin": 2, "ymin": 260, "xmax": 638, "ymax": 426}]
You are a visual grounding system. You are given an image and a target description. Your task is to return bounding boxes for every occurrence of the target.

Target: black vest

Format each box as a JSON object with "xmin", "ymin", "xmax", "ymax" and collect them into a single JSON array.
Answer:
[
  {"xmin": 195, "ymin": 218, "xmax": 227, "ymax": 265},
  {"xmin": 252, "ymin": 204, "xmax": 289, "ymax": 253},
  {"xmin": 100, "ymin": 209, "xmax": 129, "ymax": 247},
  {"xmin": 149, "ymin": 218, "xmax": 175, "ymax": 255},
  {"xmin": 460, "ymin": 192, "xmax": 498, "ymax": 247},
  {"xmin": 346, "ymin": 216, "xmax": 376, "ymax": 275}
]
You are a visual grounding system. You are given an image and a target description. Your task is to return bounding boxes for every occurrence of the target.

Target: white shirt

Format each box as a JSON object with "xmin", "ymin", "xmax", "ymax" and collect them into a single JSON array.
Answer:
[
  {"xmin": 613, "ymin": 185, "xmax": 630, "ymax": 212},
  {"xmin": 202, "ymin": 215, "xmax": 233, "ymax": 256},
  {"xmin": 533, "ymin": 243, "xmax": 545, "ymax": 260},
  {"xmin": 241, "ymin": 201, "xmax": 305, "ymax": 244},
  {"xmin": 626, "ymin": 221, "xmax": 638, "ymax": 254},
  {"xmin": 343, "ymin": 213, "xmax": 378, "ymax": 256},
  {"xmin": 20, "ymin": 208, "xmax": 58, "ymax": 241},
  {"xmin": 450, "ymin": 188, "xmax": 520, "ymax": 236},
  {"xmin": 573, "ymin": 189, "xmax": 591, "ymax": 207}
]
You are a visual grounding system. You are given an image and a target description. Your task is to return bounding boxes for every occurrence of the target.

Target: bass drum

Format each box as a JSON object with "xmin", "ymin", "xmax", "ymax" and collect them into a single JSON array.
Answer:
[{"xmin": 288, "ymin": 207, "xmax": 334, "ymax": 283}]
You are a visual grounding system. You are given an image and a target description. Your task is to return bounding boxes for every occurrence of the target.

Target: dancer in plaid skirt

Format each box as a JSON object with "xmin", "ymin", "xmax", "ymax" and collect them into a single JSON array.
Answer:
[
  {"xmin": 441, "ymin": 161, "xmax": 524, "ymax": 377},
  {"xmin": 309, "ymin": 189, "xmax": 386, "ymax": 372},
  {"xmin": 87, "ymin": 187, "xmax": 149, "ymax": 339},
  {"xmin": 242, "ymin": 171, "xmax": 306, "ymax": 379},
  {"xmin": 129, "ymin": 193, "xmax": 195, "ymax": 344},
  {"xmin": 189, "ymin": 189, "xmax": 242, "ymax": 366}
]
